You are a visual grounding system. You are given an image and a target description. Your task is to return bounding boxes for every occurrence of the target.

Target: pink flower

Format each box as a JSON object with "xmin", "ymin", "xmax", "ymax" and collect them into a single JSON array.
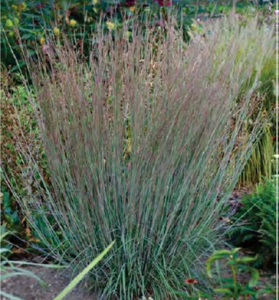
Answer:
[
  {"xmin": 155, "ymin": 20, "xmax": 165, "ymax": 28},
  {"xmin": 125, "ymin": 0, "xmax": 136, "ymax": 6},
  {"xmin": 185, "ymin": 278, "xmax": 198, "ymax": 284},
  {"xmin": 155, "ymin": 0, "xmax": 172, "ymax": 6}
]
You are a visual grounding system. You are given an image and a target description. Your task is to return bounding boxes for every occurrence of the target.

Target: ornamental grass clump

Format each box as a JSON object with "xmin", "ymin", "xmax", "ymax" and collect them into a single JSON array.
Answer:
[{"xmin": 4, "ymin": 17, "xmax": 273, "ymax": 299}]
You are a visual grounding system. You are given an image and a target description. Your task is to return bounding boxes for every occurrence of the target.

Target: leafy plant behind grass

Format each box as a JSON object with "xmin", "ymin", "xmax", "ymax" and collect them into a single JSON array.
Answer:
[
  {"xmin": 239, "ymin": 126, "xmax": 275, "ymax": 185},
  {"xmin": 205, "ymin": 248, "xmax": 275, "ymax": 300},
  {"xmin": 3, "ymin": 16, "xmax": 273, "ymax": 299},
  {"xmin": 229, "ymin": 178, "xmax": 276, "ymax": 268},
  {"xmin": 1, "ymin": 0, "xmax": 265, "ymax": 73},
  {"xmin": 239, "ymin": 53, "xmax": 276, "ymax": 186}
]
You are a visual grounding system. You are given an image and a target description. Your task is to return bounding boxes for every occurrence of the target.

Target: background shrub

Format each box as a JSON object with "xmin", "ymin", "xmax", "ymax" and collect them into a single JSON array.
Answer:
[
  {"xmin": 239, "ymin": 53, "xmax": 276, "ymax": 186},
  {"xmin": 1, "ymin": 82, "xmax": 49, "ymax": 241},
  {"xmin": 1, "ymin": 0, "xmax": 271, "ymax": 72},
  {"xmin": 229, "ymin": 178, "xmax": 276, "ymax": 269}
]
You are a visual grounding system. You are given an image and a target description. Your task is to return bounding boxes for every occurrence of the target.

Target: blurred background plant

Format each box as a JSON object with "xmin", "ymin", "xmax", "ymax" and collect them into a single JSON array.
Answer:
[
  {"xmin": 228, "ymin": 177, "xmax": 276, "ymax": 269},
  {"xmin": 1, "ymin": 0, "xmax": 274, "ymax": 74},
  {"xmin": 239, "ymin": 53, "xmax": 275, "ymax": 186},
  {"xmin": 1, "ymin": 80, "xmax": 51, "ymax": 250}
]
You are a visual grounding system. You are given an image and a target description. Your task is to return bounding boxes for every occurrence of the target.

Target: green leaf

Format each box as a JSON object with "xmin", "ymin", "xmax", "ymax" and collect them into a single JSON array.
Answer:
[
  {"xmin": 214, "ymin": 288, "xmax": 234, "ymax": 295},
  {"xmin": 8, "ymin": 261, "xmax": 65, "ymax": 269},
  {"xmin": 248, "ymin": 268, "xmax": 259, "ymax": 287},
  {"xmin": 53, "ymin": 241, "xmax": 115, "ymax": 300},
  {"xmin": 210, "ymin": 249, "xmax": 232, "ymax": 256},
  {"xmin": 220, "ymin": 278, "xmax": 234, "ymax": 284},
  {"xmin": 27, "ymin": 49, "xmax": 36, "ymax": 57},
  {"xmin": 0, "ymin": 268, "xmax": 44, "ymax": 285},
  {"xmin": 231, "ymin": 248, "xmax": 242, "ymax": 254},
  {"xmin": 236, "ymin": 255, "xmax": 258, "ymax": 264},
  {"xmin": 226, "ymin": 259, "xmax": 235, "ymax": 265},
  {"xmin": 205, "ymin": 259, "xmax": 214, "ymax": 278},
  {"xmin": 10, "ymin": 61, "xmax": 26, "ymax": 73},
  {"xmin": 0, "ymin": 248, "xmax": 12, "ymax": 255},
  {"xmin": 0, "ymin": 231, "xmax": 11, "ymax": 241},
  {"xmin": 240, "ymin": 287, "xmax": 256, "ymax": 295},
  {"xmin": 206, "ymin": 251, "xmax": 232, "ymax": 278}
]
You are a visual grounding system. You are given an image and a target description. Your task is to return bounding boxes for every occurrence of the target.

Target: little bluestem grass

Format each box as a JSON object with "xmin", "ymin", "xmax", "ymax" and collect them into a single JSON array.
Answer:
[{"xmin": 3, "ymin": 16, "xmax": 273, "ymax": 299}]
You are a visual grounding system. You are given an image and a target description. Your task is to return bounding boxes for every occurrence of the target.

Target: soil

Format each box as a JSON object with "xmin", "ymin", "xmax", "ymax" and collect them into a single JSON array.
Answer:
[
  {"xmin": 2, "ymin": 261, "xmax": 275, "ymax": 300},
  {"xmin": 1, "ymin": 261, "xmax": 98, "ymax": 300}
]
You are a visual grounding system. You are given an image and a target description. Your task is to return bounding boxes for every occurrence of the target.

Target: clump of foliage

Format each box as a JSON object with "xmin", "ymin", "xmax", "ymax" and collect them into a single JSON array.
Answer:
[
  {"xmin": 239, "ymin": 52, "xmax": 275, "ymax": 185},
  {"xmin": 169, "ymin": 247, "xmax": 275, "ymax": 300},
  {"xmin": 229, "ymin": 178, "xmax": 276, "ymax": 268},
  {"xmin": 1, "ymin": 185, "xmax": 21, "ymax": 236},
  {"xmin": 1, "ymin": 81, "xmax": 50, "ymax": 242},
  {"xmin": 239, "ymin": 125, "xmax": 275, "ymax": 185},
  {"xmin": 3, "ymin": 16, "xmax": 273, "ymax": 299},
  {"xmin": 205, "ymin": 248, "xmax": 275, "ymax": 300}
]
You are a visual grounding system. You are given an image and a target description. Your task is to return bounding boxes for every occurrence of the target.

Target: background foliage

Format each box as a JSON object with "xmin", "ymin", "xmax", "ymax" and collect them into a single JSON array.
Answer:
[
  {"xmin": 1, "ymin": 0, "xmax": 272, "ymax": 72},
  {"xmin": 229, "ymin": 178, "xmax": 276, "ymax": 269}
]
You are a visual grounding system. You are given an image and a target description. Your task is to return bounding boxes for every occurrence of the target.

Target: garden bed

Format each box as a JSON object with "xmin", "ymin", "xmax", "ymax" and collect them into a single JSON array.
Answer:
[
  {"xmin": 1, "ymin": 259, "xmax": 96, "ymax": 300},
  {"xmin": 1, "ymin": 255, "xmax": 275, "ymax": 300}
]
